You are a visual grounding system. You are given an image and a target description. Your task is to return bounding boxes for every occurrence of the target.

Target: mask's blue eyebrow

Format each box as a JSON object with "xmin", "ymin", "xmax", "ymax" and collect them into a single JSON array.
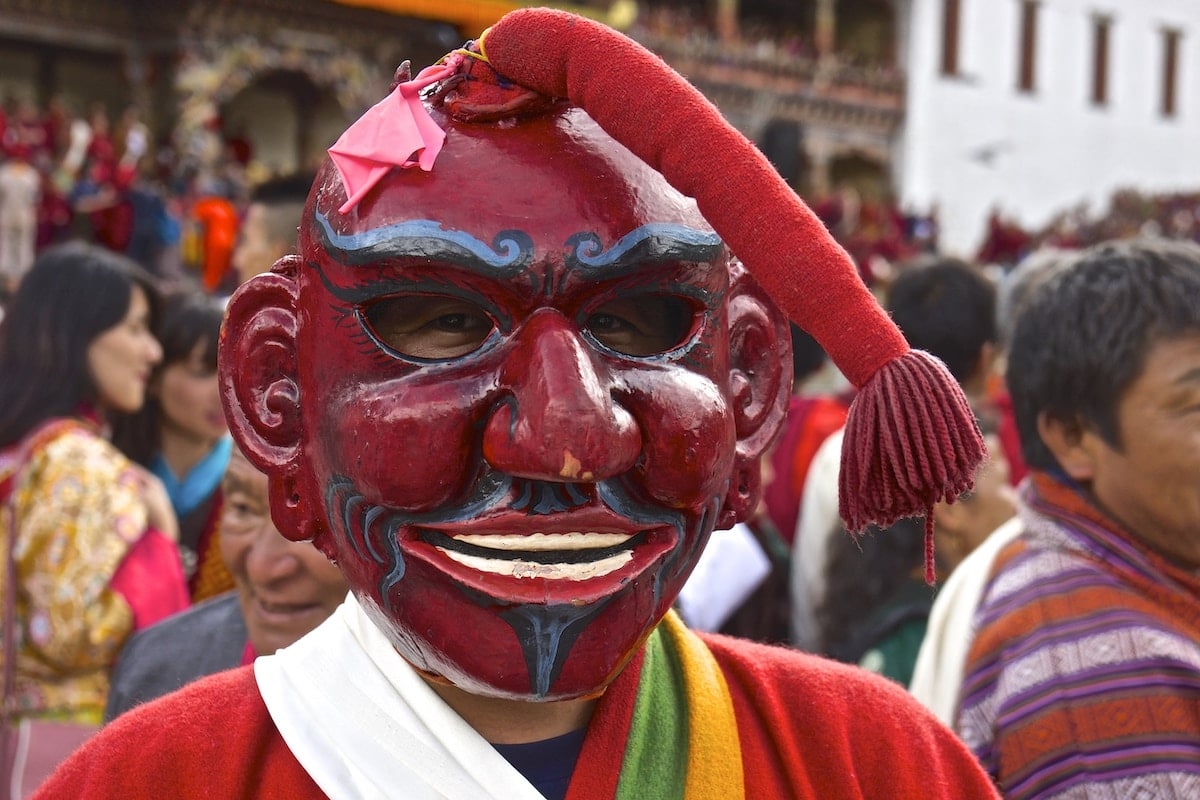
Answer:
[
  {"xmin": 565, "ymin": 225, "xmax": 723, "ymax": 275},
  {"xmin": 314, "ymin": 211, "xmax": 534, "ymax": 276}
]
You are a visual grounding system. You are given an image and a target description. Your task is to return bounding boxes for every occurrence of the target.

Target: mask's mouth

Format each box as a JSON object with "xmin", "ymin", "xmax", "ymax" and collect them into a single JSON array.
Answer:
[
  {"xmin": 420, "ymin": 530, "xmax": 648, "ymax": 580},
  {"xmin": 401, "ymin": 506, "xmax": 681, "ymax": 603}
]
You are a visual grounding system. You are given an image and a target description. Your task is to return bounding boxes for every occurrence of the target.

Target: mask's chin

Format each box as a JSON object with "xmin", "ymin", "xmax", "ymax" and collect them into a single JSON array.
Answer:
[
  {"xmin": 350, "ymin": 538, "xmax": 702, "ymax": 701},
  {"xmin": 352, "ymin": 584, "xmax": 646, "ymax": 701}
]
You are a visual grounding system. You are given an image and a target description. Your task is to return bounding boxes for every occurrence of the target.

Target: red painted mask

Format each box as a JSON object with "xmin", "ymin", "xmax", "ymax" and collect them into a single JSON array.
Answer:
[{"xmin": 221, "ymin": 104, "xmax": 790, "ymax": 700}]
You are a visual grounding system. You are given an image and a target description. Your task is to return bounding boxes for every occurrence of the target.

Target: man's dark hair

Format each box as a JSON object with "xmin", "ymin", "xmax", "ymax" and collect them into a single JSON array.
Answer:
[
  {"xmin": 886, "ymin": 257, "xmax": 997, "ymax": 383},
  {"xmin": 995, "ymin": 247, "xmax": 1073, "ymax": 349},
  {"xmin": 790, "ymin": 323, "xmax": 827, "ymax": 382},
  {"xmin": 250, "ymin": 173, "xmax": 315, "ymax": 207},
  {"xmin": 1007, "ymin": 238, "xmax": 1200, "ymax": 472}
]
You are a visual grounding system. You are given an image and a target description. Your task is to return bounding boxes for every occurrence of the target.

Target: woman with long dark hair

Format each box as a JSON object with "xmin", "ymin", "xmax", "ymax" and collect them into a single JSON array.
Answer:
[{"xmin": 0, "ymin": 242, "xmax": 188, "ymax": 796}]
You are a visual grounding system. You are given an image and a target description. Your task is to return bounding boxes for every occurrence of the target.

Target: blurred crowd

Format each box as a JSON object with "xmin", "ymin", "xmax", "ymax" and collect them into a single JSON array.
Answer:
[
  {"xmin": 810, "ymin": 189, "xmax": 939, "ymax": 286},
  {"xmin": 0, "ymin": 94, "xmax": 252, "ymax": 307},
  {"xmin": 977, "ymin": 186, "xmax": 1200, "ymax": 269}
]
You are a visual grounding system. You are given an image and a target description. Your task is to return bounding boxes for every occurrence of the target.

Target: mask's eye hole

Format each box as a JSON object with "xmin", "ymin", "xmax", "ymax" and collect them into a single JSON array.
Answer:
[
  {"xmin": 361, "ymin": 294, "xmax": 495, "ymax": 360},
  {"xmin": 583, "ymin": 294, "xmax": 697, "ymax": 357}
]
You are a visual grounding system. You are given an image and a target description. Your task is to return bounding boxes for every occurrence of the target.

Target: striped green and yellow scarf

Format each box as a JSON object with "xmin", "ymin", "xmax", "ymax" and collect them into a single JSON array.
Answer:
[{"xmin": 568, "ymin": 610, "xmax": 744, "ymax": 800}]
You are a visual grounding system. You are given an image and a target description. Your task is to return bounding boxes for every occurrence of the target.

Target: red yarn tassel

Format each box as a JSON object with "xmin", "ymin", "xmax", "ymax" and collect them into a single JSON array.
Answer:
[{"xmin": 838, "ymin": 350, "xmax": 985, "ymax": 584}]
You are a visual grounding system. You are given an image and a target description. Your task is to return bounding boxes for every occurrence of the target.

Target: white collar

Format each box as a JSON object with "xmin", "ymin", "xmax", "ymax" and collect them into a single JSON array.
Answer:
[{"xmin": 255, "ymin": 594, "xmax": 547, "ymax": 800}]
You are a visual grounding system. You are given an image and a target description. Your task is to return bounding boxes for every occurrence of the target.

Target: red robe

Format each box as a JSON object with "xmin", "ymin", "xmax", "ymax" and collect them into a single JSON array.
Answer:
[{"xmin": 35, "ymin": 634, "xmax": 998, "ymax": 799}]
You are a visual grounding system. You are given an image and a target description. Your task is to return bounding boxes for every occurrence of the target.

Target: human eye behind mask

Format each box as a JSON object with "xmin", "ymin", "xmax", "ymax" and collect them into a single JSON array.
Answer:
[
  {"xmin": 581, "ymin": 293, "xmax": 697, "ymax": 357},
  {"xmin": 361, "ymin": 293, "xmax": 497, "ymax": 360}
]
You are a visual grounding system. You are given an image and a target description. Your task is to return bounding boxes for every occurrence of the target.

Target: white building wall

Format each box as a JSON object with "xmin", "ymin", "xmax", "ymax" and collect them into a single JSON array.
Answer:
[{"xmin": 898, "ymin": 0, "xmax": 1200, "ymax": 257}]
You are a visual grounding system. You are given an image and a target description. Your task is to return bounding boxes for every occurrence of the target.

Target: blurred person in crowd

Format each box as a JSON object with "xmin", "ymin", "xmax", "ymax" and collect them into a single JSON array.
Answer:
[
  {"xmin": 761, "ymin": 324, "xmax": 850, "ymax": 548},
  {"xmin": 230, "ymin": 172, "xmax": 313, "ymax": 286},
  {"xmin": 817, "ymin": 411, "xmax": 1015, "ymax": 685},
  {"xmin": 58, "ymin": 110, "xmax": 93, "ymax": 187},
  {"xmin": 0, "ymin": 243, "xmax": 188, "ymax": 796},
  {"xmin": 114, "ymin": 107, "xmax": 148, "ymax": 174},
  {"xmin": 183, "ymin": 176, "xmax": 239, "ymax": 295},
  {"xmin": 0, "ymin": 146, "xmax": 41, "ymax": 296},
  {"xmin": 113, "ymin": 291, "xmax": 234, "ymax": 602},
  {"xmin": 929, "ymin": 424, "xmax": 1016, "ymax": 576},
  {"xmin": 989, "ymin": 246, "xmax": 1075, "ymax": 487},
  {"xmin": 956, "ymin": 239, "xmax": 1200, "ymax": 797},
  {"xmin": 69, "ymin": 157, "xmax": 133, "ymax": 253},
  {"xmin": 718, "ymin": 324, "xmax": 849, "ymax": 643},
  {"xmin": 5, "ymin": 101, "xmax": 46, "ymax": 160},
  {"xmin": 40, "ymin": 96, "xmax": 71, "ymax": 162},
  {"xmin": 34, "ymin": 165, "xmax": 72, "ymax": 252},
  {"xmin": 123, "ymin": 165, "xmax": 183, "ymax": 285},
  {"xmin": 884, "ymin": 257, "xmax": 999, "ymax": 405},
  {"xmin": 819, "ymin": 516, "xmax": 926, "ymax": 680},
  {"xmin": 34, "ymin": 12, "xmax": 994, "ymax": 799},
  {"xmin": 909, "ymin": 246, "xmax": 1075, "ymax": 724},
  {"xmin": 104, "ymin": 443, "xmax": 348, "ymax": 721},
  {"xmin": 70, "ymin": 105, "xmax": 136, "ymax": 254},
  {"xmin": 976, "ymin": 208, "xmax": 1033, "ymax": 269},
  {"xmin": 791, "ymin": 255, "xmax": 998, "ymax": 650},
  {"xmin": 82, "ymin": 105, "xmax": 114, "ymax": 168}
]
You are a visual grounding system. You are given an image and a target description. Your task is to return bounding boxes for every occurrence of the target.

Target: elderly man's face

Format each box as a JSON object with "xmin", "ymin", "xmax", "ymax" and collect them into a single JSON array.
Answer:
[
  {"xmin": 225, "ymin": 108, "xmax": 787, "ymax": 700},
  {"xmin": 219, "ymin": 447, "xmax": 348, "ymax": 657}
]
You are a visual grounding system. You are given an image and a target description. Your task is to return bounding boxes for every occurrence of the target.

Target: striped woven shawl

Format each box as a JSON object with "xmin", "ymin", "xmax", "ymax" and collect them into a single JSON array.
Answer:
[{"xmin": 958, "ymin": 471, "xmax": 1200, "ymax": 799}]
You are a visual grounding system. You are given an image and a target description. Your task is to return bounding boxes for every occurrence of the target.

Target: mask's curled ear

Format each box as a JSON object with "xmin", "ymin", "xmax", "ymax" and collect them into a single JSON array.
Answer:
[
  {"xmin": 719, "ymin": 263, "xmax": 793, "ymax": 528},
  {"xmin": 219, "ymin": 255, "xmax": 321, "ymax": 543}
]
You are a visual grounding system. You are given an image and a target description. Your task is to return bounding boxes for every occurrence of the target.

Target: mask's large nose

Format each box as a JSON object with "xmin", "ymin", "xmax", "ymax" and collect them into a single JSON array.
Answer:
[{"xmin": 482, "ymin": 310, "xmax": 641, "ymax": 482}]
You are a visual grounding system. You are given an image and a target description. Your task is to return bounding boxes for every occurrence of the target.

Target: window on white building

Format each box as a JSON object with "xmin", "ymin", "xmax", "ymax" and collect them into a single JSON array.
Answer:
[
  {"xmin": 1091, "ymin": 16, "xmax": 1111, "ymax": 106},
  {"xmin": 1161, "ymin": 27, "xmax": 1182, "ymax": 117},
  {"xmin": 941, "ymin": 0, "xmax": 961, "ymax": 76},
  {"xmin": 1017, "ymin": 0, "xmax": 1040, "ymax": 93}
]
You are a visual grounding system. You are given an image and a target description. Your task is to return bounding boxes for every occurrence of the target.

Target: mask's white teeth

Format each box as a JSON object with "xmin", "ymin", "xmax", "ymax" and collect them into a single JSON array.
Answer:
[
  {"xmin": 451, "ymin": 532, "xmax": 634, "ymax": 551},
  {"xmin": 438, "ymin": 548, "xmax": 634, "ymax": 580}
]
